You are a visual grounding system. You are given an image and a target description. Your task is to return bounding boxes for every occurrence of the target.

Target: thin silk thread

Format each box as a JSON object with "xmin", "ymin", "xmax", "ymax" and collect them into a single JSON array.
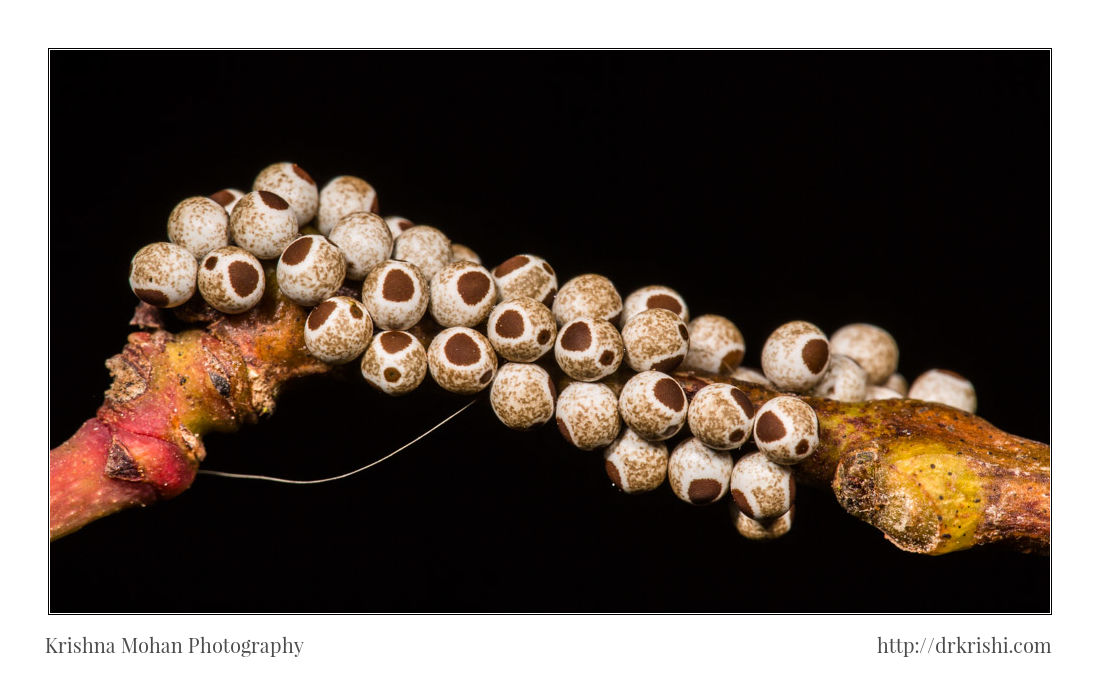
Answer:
[{"xmin": 197, "ymin": 399, "xmax": 477, "ymax": 485}]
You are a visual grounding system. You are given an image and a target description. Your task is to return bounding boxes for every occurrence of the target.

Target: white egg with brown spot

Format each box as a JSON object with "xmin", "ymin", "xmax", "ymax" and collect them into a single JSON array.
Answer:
[
  {"xmin": 487, "ymin": 297, "xmax": 557, "ymax": 363},
  {"xmin": 621, "ymin": 285, "xmax": 689, "ymax": 327},
  {"xmin": 865, "ymin": 385, "xmax": 904, "ymax": 400},
  {"xmin": 429, "ymin": 261, "xmax": 497, "ymax": 327},
  {"xmin": 908, "ymin": 369, "xmax": 977, "ymax": 413},
  {"xmin": 732, "ymin": 504, "xmax": 793, "ymax": 540},
  {"xmin": 317, "ymin": 175, "xmax": 379, "ymax": 235},
  {"xmin": 753, "ymin": 396, "xmax": 819, "ymax": 465},
  {"xmin": 329, "ymin": 212, "xmax": 393, "ymax": 281},
  {"xmin": 252, "ymin": 162, "xmax": 318, "ymax": 226},
  {"xmin": 552, "ymin": 273, "xmax": 623, "ymax": 325},
  {"xmin": 621, "ymin": 308, "xmax": 689, "ymax": 373},
  {"xmin": 360, "ymin": 331, "xmax": 428, "ymax": 395},
  {"xmin": 555, "ymin": 382, "xmax": 621, "ymax": 450},
  {"xmin": 229, "ymin": 191, "xmax": 300, "ymax": 259},
  {"xmin": 829, "ymin": 323, "xmax": 899, "ymax": 385},
  {"xmin": 492, "ymin": 254, "xmax": 558, "ymax": 305},
  {"xmin": 812, "ymin": 354, "xmax": 868, "ymax": 402},
  {"xmin": 618, "ymin": 370, "xmax": 688, "ymax": 441},
  {"xmin": 129, "ymin": 242, "xmax": 198, "ymax": 308},
  {"xmin": 554, "ymin": 318, "xmax": 623, "ymax": 382},
  {"xmin": 687, "ymin": 383, "xmax": 755, "ymax": 450},
  {"xmin": 885, "ymin": 372, "xmax": 909, "ymax": 396},
  {"xmin": 384, "ymin": 215, "xmax": 415, "ymax": 240},
  {"xmin": 603, "ymin": 428, "xmax": 669, "ymax": 494},
  {"xmin": 361, "ymin": 260, "xmax": 429, "ymax": 330},
  {"xmin": 668, "ymin": 437, "xmax": 733, "ymax": 505},
  {"xmin": 197, "ymin": 246, "xmax": 265, "ymax": 314},
  {"xmin": 167, "ymin": 196, "xmax": 230, "ymax": 259},
  {"xmin": 761, "ymin": 320, "xmax": 830, "ymax": 393},
  {"xmin": 490, "ymin": 363, "xmax": 556, "ymax": 430},
  {"xmin": 729, "ymin": 451, "xmax": 795, "ymax": 520},
  {"xmin": 276, "ymin": 235, "xmax": 346, "ymax": 306},
  {"xmin": 427, "ymin": 327, "xmax": 498, "ymax": 394},
  {"xmin": 733, "ymin": 366, "xmax": 774, "ymax": 389},
  {"xmin": 683, "ymin": 314, "xmax": 746, "ymax": 374},
  {"xmin": 304, "ymin": 296, "xmax": 373, "ymax": 364},
  {"xmin": 209, "ymin": 188, "xmax": 245, "ymax": 215},
  {"xmin": 392, "ymin": 225, "xmax": 452, "ymax": 281},
  {"xmin": 451, "ymin": 243, "xmax": 481, "ymax": 264}
]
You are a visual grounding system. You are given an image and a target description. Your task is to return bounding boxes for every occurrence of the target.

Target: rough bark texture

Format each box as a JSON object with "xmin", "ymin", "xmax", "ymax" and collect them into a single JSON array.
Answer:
[{"xmin": 50, "ymin": 270, "xmax": 1051, "ymax": 554}]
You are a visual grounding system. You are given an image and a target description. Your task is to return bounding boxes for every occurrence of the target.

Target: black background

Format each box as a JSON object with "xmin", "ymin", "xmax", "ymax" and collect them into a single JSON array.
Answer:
[{"xmin": 49, "ymin": 50, "xmax": 1050, "ymax": 612}]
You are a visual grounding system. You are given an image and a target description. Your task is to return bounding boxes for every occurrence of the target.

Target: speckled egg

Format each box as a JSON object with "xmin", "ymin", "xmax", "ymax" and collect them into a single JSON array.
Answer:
[
  {"xmin": 603, "ymin": 428, "xmax": 669, "ymax": 494},
  {"xmin": 384, "ymin": 215, "xmax": 415, "ymax": 240},
  {"xmin": 683, "ymin": 315, "xmax": 745, "ymax": 374},
  {"xmin": 554, "ymin": 318, "xmax": 624, "ymax": 382},
  {"xmin": 621, "ymin": 285, "xmax": 689, "ymax": 327},
  {"xmin": 753, "ymin": 396, "xmax": 819, "ymax": 465},
  {"xmin": 732, "ymin": 366, "xmax": 775, "ymax": 389},
  {"xmin": 729, "ymin": 451, "xmax": 795, "ymax": 520},
  {"xmin": 276, "ymin": 235, "xmax": 346, "ymax": 306},
  {"xmin": 451, "ymin": 243, "xmax": 481, "ymax": 264},
  {"xmin": 329, "ymin": 212, "xmax": 393, "ymax": 281},
  {"xmin": 304, "ymin": 296, "xmax": 372, "ymax": 364},
  {"xmin": 908, "ymin": 369, "xmax": 977, "ymax": 413},
  {"xmin": 733, "ymin": 505, "xmax": 793, "ymax": 540},
  {"xmin": 812, "ymin": 354, "xmax": 868, "ymax": 402},
  {"xmin": 209, "ymin": 188, "xmax": 245, "ymax": 215},
  {"xmin": 317, "ymin": 175, "xmax": 379, "ymax": 235},
  {"xmin": 129, "ymin": 242, "xmax": 198, "ymax": 308},
  {"xmin": 618, "ymin": 370, "xmax": 688, "ymax": 441},
  {"xmin": 167, "ymin": 196, "xmax": 229, "ymax": 259},
  {"xmin": 555, "ymin": 382, "xmax": 621, "ymax": 450},
  {"xmin": 229, "ymin": 191, "xmax": 300, "ymax": 259},
  {"xmin": 197, "ymin": 246, "xmax": 265, "ymax": 314},
  {"xmin": 865, "ymin": 385, "xmax": 904, "ymax": 400},
  {"xmin": 829, "ymin": 323, "xmax": 899, "ymax": 385},
  {"xmin": 668, "ymin": 437, "xmax": 733, "ymax": 505},
  {"xmin": 252, "ymin": 162, "xmax": 318, "ymax": 226},
  {"xmin": 621, "ymin": 308, "xmax": 689, "ymax": 373},
  {"xmin": 361, "ymin": 331, "xmax": 428, "ymax": 395},
  {"xmin": 761, "ymin": 320, "xmax": 830, "ymax": 393},
  {"xmin": 552, "ymin": 273, "xmax": 623, "ymax": 325},
  {"xmin": 429, "ymin": 261, "xmax": 497, "ymax": 327},
  {"xmin": 486, "ymin": 297, "xmax": 557, "ymax": 363},
  {"xmin": 392, "ymin": 225, "xmax": 451, "ymax": 281},
  {"xmin": 427, "ymin": 327, "xmax": 498, "ymax": 394},
  {"xmin": 884, "ymin": 372, "xmax": 909, "ymax": 396},
  {"xmin": 492, "ymin": 254, "xmax": 558, "ymax": 305},
  {"xmin": 361, "ymin": 260, "xmax": 429, "ymax": 330},
  {"xmin": 490, "ymin": 363, "xmax": 556, "ymax": 430},
  {"xmin": 687, "ymin": 383, "xmax": 755, "ymax": 450}
]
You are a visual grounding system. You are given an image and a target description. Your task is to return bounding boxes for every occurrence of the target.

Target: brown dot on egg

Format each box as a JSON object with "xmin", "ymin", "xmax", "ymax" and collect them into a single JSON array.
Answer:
[
  {"xmin": 720, "ymin": 349, "xmax": 742, "ymax": 374},
  {"xmin": 259, "ymin": 190, "xmax": 289, "ymax": 210},
  {"xmin": 445, "ymin": 332, "xmax": 480, "ymax": 366},
  {"xmin": 729, "ymin": 429, "xmax": 745, "ymax": 443},
  {"xmin": 380, "ymin": 331, "xmax": 412, "ymax": 353},
  {"xmin": 731, "ymin": 488, "xmax": 752, "ymax": 515},
  {"xmin": 542, "ymin": 288, "xmax": 557, "ymax": 305},
  {"xmin": 495, "ymin": 310, "xmax": 524, "ymax": 338},
  {"xmin": 605, "ymin": 460, "xmax": 624, "ymax": 489},
  {"xmin": 382, "ymin": 268, "xmax": 415, "ymax": 302},
  {"xmin": 456, "ymin": 271, "xmax": 491, "ymax": 305},
  {"xmin": 599, "ymin": 350, "xmax": 616, "ymax": 366},
  {"xmin": 556, "ymin": 417, "xmax": 574, "ymax": 444},
  {"xmin": 291, "ymin": 164, "xmax": 315, "ymax": 185},
  {"xmin": 731, "ymin": 388, "xmax": 755, "ymax": 418},
  {"xmin": 281, "ymin": 237, "xmax": 312, "ymax": 265},
  {"xmin": 756, "ymin": 411, "xmax": 787, "ymax": 441},
  {"xmin": 228, "ymin": 260, "xmax": 259, "ymax": 296},
  {"xmin": 204, "ymin": 256, "xmax": 219, "ymax": 270},
  {"xmin": 678, "ymin": 323, "xmax": 689, "ymax": 340},
  {"xmin": 349, "ymin": 304, "xmax": 364, "ymax": 320},
  {"xmin": 561, "ymin": 321, "xmax": 592, "ymax": 351},
  {"xmin": 307, "ymin": 300, "xmax": 337, "ymax": 330},
  {"xmin": 654, "ymin": 355, "xmax": 683, "ymax": 372},
  {"xmin": 688, "ymin": 479, "xmax": 721, "ymax": 504},
  {"xmin": 210, "ymin": 190, "xmax": 235, "ymax": 207},
  {"xmin": 796, "ymin": 439, "xmax": 810, "ymax": 455},
  {"xmin": 801, "ymin": 339, "xmax": 829, "ymax": 374},
  {"xmin": 542, "ymin": 262, "xmax": 554, "ymax": 275},
  {"xmin": 135, "ymin": 288, "xmax": 169, "ymax": 307},
  {"xmin": 383, "ymin": 367, "xmax": 401, "ymax": 382},
  {"xmin": 537, "ymin": 329, "xmax": 551, "ymax": 344},
  {"xmin": 647, "ymin": 294, "xmax": 683, "ymax": 315},
  {"xmin": 494, "ymin": 255, "xmax": 529, "ymax": 277},
  {"xmin": 479, "ymin": 370, "xmax": 493, "ymax": 384},
  {"xmin": 653, "ymin": 378, "xmax": 685, "ymax": 411}
]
